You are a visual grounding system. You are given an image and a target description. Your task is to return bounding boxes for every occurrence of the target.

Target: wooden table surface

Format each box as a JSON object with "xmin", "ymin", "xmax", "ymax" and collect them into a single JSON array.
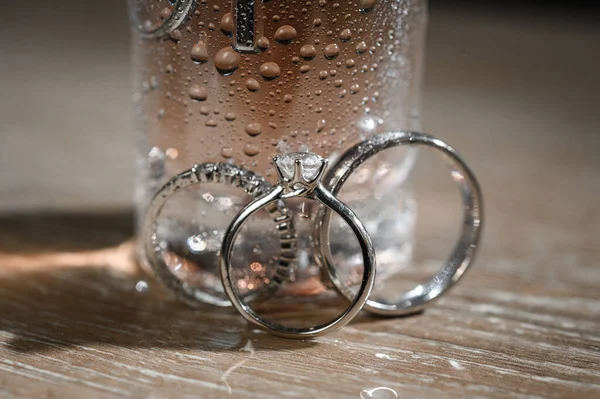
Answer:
[{"xmin": 1, "ymin": 3, "xmax": 599, "ymax": 399}]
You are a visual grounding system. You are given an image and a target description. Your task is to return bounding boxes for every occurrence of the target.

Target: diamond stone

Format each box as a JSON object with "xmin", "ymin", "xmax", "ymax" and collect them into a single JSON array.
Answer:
[{"xmin": 275, "ymin": 152, "xmax": 324, "ymax": 181}]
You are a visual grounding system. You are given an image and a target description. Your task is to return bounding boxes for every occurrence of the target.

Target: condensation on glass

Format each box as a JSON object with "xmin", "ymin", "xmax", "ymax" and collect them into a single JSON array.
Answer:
[{"xmin": 129, "ymin": 0, "xmax": 427, "ymax": 303}]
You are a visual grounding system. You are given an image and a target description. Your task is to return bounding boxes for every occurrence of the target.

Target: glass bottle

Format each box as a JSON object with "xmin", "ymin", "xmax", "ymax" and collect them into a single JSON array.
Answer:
[{"xmin": 129, "ymin": 0, "xmax": 427, "ymax": 303}]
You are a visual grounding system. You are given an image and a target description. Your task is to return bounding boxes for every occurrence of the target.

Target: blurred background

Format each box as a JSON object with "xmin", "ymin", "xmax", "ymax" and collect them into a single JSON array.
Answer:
[{"xmin": 1, "ymin": 0, "xmax": 598, "ymax": 212}]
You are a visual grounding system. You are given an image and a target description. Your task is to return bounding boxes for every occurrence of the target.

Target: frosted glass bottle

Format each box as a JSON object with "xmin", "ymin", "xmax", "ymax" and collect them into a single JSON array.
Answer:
[{"xmin": 129, "ymin": 0, "xmax": 427, "ymax": 303}]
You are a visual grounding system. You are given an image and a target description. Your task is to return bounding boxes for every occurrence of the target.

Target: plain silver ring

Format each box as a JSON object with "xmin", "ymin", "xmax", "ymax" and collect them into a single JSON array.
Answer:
[
  {"xmin": 220, "ymin": 152, "xmax": 376, "ymax": 339},
  {"xmin": 141, "ymin": 162, "xmax": 296, "ymax": 308},
  {"xmin": 314, "ymin": 130, "xmax": 483, "ymax": 316}
]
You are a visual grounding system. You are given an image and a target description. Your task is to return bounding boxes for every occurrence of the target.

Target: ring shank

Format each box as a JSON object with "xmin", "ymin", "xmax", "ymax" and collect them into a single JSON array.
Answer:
[
  {"xmin": 140, "ymin": 162, "xmax": 294, "ymax": 308},
  {"xmin": 219, "ymin": 183, "xmax": 376, "ymax": 339},
  {"xmin": 315, "ymin": 130, "xmax": 483, "ymax": 316}
]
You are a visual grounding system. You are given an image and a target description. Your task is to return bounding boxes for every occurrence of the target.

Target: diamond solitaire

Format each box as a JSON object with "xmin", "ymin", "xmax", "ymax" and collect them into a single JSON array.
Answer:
[
  {"xmin": 275, "ymin": 152, "xmax": 324, "ymax": 181},
  {"xmin": 273, "ymin": 152, "xmax": 328, "ymax": 197}
]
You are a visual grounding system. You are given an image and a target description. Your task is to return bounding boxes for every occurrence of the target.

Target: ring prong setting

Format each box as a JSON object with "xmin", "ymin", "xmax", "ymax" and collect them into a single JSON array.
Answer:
[{"xmin": 273, "ymin": 152, "xmax": 327, "ymax": 195}]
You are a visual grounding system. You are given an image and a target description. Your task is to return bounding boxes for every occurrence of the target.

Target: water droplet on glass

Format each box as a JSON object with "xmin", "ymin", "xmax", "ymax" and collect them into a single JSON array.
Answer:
[
  {"xmin": 220, "ymin": 12, "xmax": 234, "ymax": 35},
  {"xmin": 221, "ymin": 147, "xmax": 234, "ymax": 158},
  {"xmin": 245, "ymin": 78, "xmax": 260, "ymax": 91},
  {"xmin": 257, "ymin": 36, "xmax": 270, "ymax": 50},
  {"xmin": 191, "ymin": 42, "xmax": 209, "ymax": 63},
  {"xmin": 169, "ymin": 29, "xmax": 182, "ymax": 41},
  {"xmin": 346, "ymin": 59, "xmax": 356, "ymax": 68},
  {"xmin": 274, "ymin": 25, "xmax": 297, "ymax": 43},
  {"xmin": 215, "ymin": 47, "xmax": 240, "ymax": 75},
  {"xmin": 324, "ymin": 44, "xmax": 340, "ymax": 59},
  {"xmin": 189, "ymin": 85, "xmax": 208, "ymax": 101},
  {"xmin": 313, "ymin": 18, "xmax": 322, "ymax": 26},
  {"xmin": 148, "ymin": 147, "xmax": 165, "ymax": 179},
  {"xmin": 356, "ymin": 41, "xmax": 368, "ymax": 54},
  {"xmin": 300, "ymin": 45, "xmax": 317, "ymax": 59},
  {"xmin": 339, "ymin": 29, "xmax": 352, "ymax": 41},
  {"xmin": 245, "ymin": 123, "xmax": 262, "ymax": 136},
  {"xmin": 357, "ymin": 115, "xmax": 382, "ymax": 135},
  {"xmin": 135, "ymin": 280, "xmax": 149, "ymax": 293},
  {"xmin": 160, "ymin": 7, "xmax": 172, "ymax": 21},
  {"xmin": 359, "ymin": 0, "xmax": 377, "ymax": 12},
  {"xmin": 205, "ymin": 119, "xmax": 218, "ymax": 127},
  {"xmin": 225, "ymin": 112, "xmax": 236, "ymax": 121},
  {"xmin": 317, "ymin": 119, "xmax": 326, "ymax": 132},
  {"xmin": 259, "ymin": 62, "xmax": 281, "ymax": 79},
  {"xmin": 283, "ymin": 94, "xmax": 293, "ymax": 102},
  {"xmin": 166, "ymin": 148, "xmax": 178, "ymax": 159},
  {"xmin": 244, "ymin": 144, "xmax": 260, "ymax": 156}
]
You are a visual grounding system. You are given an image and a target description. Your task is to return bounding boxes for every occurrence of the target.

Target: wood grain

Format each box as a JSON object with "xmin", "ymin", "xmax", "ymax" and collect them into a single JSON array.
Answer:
[
  {"xmin": 0, "ymin": 203, "xmax": 598, "ymax": 399},
  {"xmin": 1, "ymin": 2, "xmax": 600, "ymax": 399}
]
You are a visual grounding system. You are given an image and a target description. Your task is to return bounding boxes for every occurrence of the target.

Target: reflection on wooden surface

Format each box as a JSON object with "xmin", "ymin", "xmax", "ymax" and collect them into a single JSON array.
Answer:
[{"xmin": 1, "ymin": 200, "xmax": 598, "ymax": 398}]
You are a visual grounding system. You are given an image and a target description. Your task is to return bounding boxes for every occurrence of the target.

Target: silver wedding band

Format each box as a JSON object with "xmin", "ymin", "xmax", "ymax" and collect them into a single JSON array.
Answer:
[
  {"xmin": 219, "ymin": 153, "xmax": 376, "ymax": 339},
  {"xmin": 314, "ymin": 131, "xmax": 483, "ymax": 316},
  {"xmin": 140, "ymin": 162, "xmax": 296, "ymax": 307}
]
